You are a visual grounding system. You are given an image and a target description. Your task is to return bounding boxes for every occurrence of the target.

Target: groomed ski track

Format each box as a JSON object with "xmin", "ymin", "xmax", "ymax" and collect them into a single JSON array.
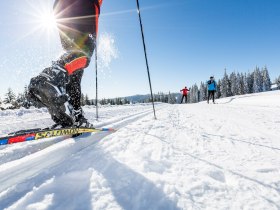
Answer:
[
  {"xmin": 0, "ymin": 104, "xmax": 164, "ymax": 209},
  {"xmin": 0, "ymin": 91, "xmax": 280, "ymax": 209},
  {"xmin": 0, "ymin": 106, "xmax": 157, "ymax": 165}
]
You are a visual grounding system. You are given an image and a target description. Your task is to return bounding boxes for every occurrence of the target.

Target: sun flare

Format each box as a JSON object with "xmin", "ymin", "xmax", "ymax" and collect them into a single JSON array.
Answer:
[{"xmin": 39, "ymin": 12, "xmax": 57, "ymax": 30}]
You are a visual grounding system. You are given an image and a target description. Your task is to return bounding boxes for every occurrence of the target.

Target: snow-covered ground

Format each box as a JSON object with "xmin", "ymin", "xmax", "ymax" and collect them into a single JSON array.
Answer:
[{"xmin": 0, "ymin": 91, "xmax": 280, "ymax": 210}]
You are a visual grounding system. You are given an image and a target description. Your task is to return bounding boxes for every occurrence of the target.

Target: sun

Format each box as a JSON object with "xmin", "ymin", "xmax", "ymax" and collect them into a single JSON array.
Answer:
[{"xmin": 39, "ymin": 11, "xmax": 57, "ymax": 30}]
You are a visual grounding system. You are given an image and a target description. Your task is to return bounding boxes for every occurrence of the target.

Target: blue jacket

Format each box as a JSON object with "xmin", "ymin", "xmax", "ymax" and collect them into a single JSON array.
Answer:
[{"xmin": 207, "ymin": 80, "xmax": 217, "ymax": 91}]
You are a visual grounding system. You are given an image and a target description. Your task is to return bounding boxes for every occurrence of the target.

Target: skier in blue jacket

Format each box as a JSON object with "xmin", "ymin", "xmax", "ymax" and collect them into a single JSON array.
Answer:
[{"xmin": 207, "ymin": 76, "xmax": 217, "ymax": 104}]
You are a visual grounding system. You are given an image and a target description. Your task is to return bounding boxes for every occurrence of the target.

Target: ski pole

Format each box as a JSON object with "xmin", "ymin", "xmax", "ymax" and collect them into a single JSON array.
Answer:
[
  {"xmin": 95, "ymin": 39, "xmax": 99, "ymax": 120},
  {"xmin": 136, "ymin": 0, "xmax": 157, "ymax": 119}
]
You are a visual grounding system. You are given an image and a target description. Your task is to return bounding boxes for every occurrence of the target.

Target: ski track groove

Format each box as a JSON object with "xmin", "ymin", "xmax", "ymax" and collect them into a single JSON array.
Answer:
[
  {"xmin": 0, "ymin": 106, "xmax": 162, "ymax": 165},
  {"xmin": 0, "ymin": 105, "xmax": 169, "ymax": 208}
]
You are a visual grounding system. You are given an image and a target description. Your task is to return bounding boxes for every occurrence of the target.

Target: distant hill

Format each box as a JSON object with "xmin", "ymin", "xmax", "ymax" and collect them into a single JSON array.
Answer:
[
  {"xmin": 125, "ymin": 94, "xmax": 151, "ymax": 103},
  {"xmin": 125, "ymin": 93, "xmax": 182, "ymax": 103}
]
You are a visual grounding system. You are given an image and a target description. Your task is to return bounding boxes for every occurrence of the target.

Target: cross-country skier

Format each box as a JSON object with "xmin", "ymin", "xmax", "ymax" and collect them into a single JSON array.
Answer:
[
  {"xmin": 180, "ymin": 86, "xmax": 189, "ymax": 104},
  {"xmin": 207, "ymin": 76, "xmax": 217, "ymax": 104},
  {"xmin": 28, "ymin": 0, "xmax": 102, "ymax": 128}
]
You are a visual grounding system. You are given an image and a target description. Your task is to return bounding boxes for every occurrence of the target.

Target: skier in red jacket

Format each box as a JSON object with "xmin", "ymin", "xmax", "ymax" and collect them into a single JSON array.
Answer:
[
  {"xmin": 180, "ymin": 86, "xmax": 189, "ymax": 103},
  {"xmin": 28, "ymin": 0, "xmax": 102, "ymax": 128}
]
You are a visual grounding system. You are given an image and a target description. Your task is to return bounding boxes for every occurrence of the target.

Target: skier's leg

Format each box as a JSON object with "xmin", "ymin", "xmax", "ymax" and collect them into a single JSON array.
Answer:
[
  {"xmin": 66, "ymin": 70, "xmax": 84, "ymax": 110},
  {"xmin": 212, "ymin": 91, "xmax": 215, "ymax": 103},
  {"xmin": 55, "ymin": 0, "xmax": 102, "ymax": 127},
  {"xmin": 54, "ymin": 0, "xmax": 101, "ymax": 73},
  {"xmin": 181, "ymin": 95, "xmax": 184, "ymax": 104},
  {"xmin": 207, "ymin": 91, "xmax": 210, "ymax": 103},
  {"xmin": 29, "ymin": 0, "xmax": 102, "ymax": 127}
]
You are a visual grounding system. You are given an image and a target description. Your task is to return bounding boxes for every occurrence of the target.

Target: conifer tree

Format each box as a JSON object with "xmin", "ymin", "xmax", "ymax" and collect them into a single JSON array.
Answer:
[
  {"xmin": 85, "ymin": 94, "xmax": 91, "ymax": 105},
  {"xmin": 221, "ymin": 70, "xmax": 231, "ymax": 97},
  {"xmin": 253, "ymin": 67, "xmax": 263, "ymax": 93},
  {"xmin": 243, "ymin": 73, "xmax": 249, "ymax": 94},
  {"xmin": 237, "ymin": 73, "xmax": 243, "ymax": 95},
  {"xmin": 80, "ymin": 93, "xmax": 85, "ymax": 106},
  {"xmin": 199, "ymin": 82, "xmax": 207, "ymax": 101},
  {"xmin": 189, "ymin": 84, "xmax": 199, "ymax": 103},
  {"xmin": 4, "ymin": 88, "xmax": 16, "ymax": 104},
  {"xmin": 261, "ymin": 67, "xmax": 271, "ymax": 92},
  {"xmin": 216, "ymin": 79, "xmax": 222, "ymax": 98},
  {"xmin": 248, "ymin": 72, "xmax": 254, "ymax": 93},
  {"xmin": 16, "ymin": 93, "xmax": 25, "ymax": 107},
  {"xmin": 230, "ymin": 72, "xmax": 238, "ymax": 96}
]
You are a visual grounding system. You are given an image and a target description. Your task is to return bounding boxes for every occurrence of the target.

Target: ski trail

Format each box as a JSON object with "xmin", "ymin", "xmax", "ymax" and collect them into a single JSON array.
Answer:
[
  {"xmin": 158, "ymin": 104, "xmax": 280, "ymax": 208},
  {"xmin": 0, "ymin": 106, "xmax": 178, "ymax": 210},
  {"xmin": 96, "ymin": 100, "xmax": 279, "ymax": 209},
  {"xmin": 0, "ymin": 106, "xmax": 159, "ymax": 201},
  {"xmin": 1, "ymin": 91, "xmax": 279, "ymax": 209},
  {"xmin": 0, "ymin": 105, "xmax": 163, "ymax": 165}
]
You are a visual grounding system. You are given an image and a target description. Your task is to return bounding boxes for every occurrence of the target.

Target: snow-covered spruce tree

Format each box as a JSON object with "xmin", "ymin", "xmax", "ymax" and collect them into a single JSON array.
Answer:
[
  {"xmin": 22, "ymin": 85, "xmax": 31, "ymax": 108},
  {"xmin": 243, "ymin": 73, "xmax": 249, "ymax": 94},
  {"xmin": 16, "ymin": 93, "xmax": 25, "ymax": 108},
  {"xmin": 216, "ymin": 79, "xmax": 222, "ymax": 98},
  {"xmin": 123, "ymin": 98, "xmax": 129, "ymax": 104},
  {"xmin": 190, "ymin": 84, "xmax": 199, "ymax": 103},
  {"xmin": 163, "ymin": 93, "xmax": 168, "ymax": 103},
  {"xmin": 261, "ymin": 67, "xmax": 271, "ymax": 92},
  {"xmin": 248, "ymin": 72, "xmax": 254, "ymax": 93},
  {"xmin": 154, "ymin": 92, "xmax": 159, "ymax": 102},
  {"xmin": 220, "ymin": 70, "xmax": 232, "ymax": 98},
  {"xmin": 195, "ymin": 84, "xmax": 199, "ymax": 103},
  {"xmin": 187, "ymin": 90, "xmax": 190, "ymax": 103},
  {"xmin": 168, "ymin": 92, "xmax": 173, "ymax": 104},
  {"xmin": 238, "ymin": 73, "xmax": 244, "ymax": 95},
  {"xmin": 189, "ymin": 86, "xmax": 194, "ymax": 103},
  {"xmin": 162, "ymin": 92, "xmax": 167, "ymax": 103},
  {"xmin": 84, "ymin": 94, "xmax": 91, "ymax": 105},
  {"xmin": 188, "ymin": 86, "xmax": 193, "ymax": 103},
  {"xmin": 220, "ymin": 71, "xmax": 227, "ymax": 98},
  {"xmin": 230, "ymin": 72, "xmax": 238, "ymax": 96},
  {"xmin": 199, "ymin": 82, "xmax": 207, "ymax": 101},
  {"xmin": 253, "ymin": 67, "xmax": 263, "ymax": 93},
  {"xmin": 4, "ymin": 88, "xmax": 16, "ymax": 105}
]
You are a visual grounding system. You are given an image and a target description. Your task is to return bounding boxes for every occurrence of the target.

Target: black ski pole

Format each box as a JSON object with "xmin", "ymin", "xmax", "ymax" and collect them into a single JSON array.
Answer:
[
  {"xmin": 136, "ymin": 0, "xmax": 157, "ymax": 119},
  {"xmin": 95, "ymin": 39, "xmax": 99, "ymax": 120}
]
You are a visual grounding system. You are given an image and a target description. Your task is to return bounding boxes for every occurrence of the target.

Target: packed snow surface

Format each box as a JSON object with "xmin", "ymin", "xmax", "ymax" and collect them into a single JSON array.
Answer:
[{"xmin": 0, "ymin": 91, "xmax": 280, "ymax": 210}]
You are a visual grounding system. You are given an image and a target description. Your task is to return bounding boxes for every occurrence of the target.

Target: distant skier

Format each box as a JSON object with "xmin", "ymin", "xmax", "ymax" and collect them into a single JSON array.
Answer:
[
  {"xmin": 28, "ymin": 0, "xmax": 102, "ymax": 128},
  {"xmin": 180, "ymin": 86, "xmax": 189, "ymax": 104},
  {"xmin": 207, "ymin": 76, "xmax": 217, "ymax": 104}
]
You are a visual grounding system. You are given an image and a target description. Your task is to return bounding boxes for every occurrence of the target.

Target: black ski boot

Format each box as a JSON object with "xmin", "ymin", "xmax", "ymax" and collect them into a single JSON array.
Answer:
[
  {"xmin": 74, "ymin": 108, "xmax": 94, "ymax": 128},
  {"xmin": 28, "ymin": 62, "xmax": 75, "ymax": 127}
]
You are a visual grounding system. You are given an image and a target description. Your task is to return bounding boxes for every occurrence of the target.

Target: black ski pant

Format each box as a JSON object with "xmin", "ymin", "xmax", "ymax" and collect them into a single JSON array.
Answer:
[
  {"xmin": 53, "ymin": 0, "xmax": 101, "ymax": 110},
  {"xmin": 181, "ymin": 95, "xmax": 187, "ymax": 103},
  {"xmin": 208, "ymin": 90, "xmax": 215, "ymax": 103}
]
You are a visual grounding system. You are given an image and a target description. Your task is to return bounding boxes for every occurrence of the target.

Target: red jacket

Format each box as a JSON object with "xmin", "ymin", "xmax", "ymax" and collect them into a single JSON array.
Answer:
[{"xmin": 180, "ymin": 87, "xmax": 189, "ymax": 96}]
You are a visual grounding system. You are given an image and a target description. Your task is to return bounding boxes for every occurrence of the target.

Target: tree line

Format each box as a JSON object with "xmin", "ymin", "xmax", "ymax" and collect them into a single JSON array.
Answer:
[
  {"xmin": 187, "ymin": 66, "xmax": 279, "ymax": 103},
  {"xmin": 0, "ymin": 86, "xmax": 30, "ymax": 110},
  {"xmin": 0, "ymin": 87, "xmax": 132, "ymax": 110},
  {"xmin": 0, "ymin": 67, "xmax": 279, "ymax": 109}
]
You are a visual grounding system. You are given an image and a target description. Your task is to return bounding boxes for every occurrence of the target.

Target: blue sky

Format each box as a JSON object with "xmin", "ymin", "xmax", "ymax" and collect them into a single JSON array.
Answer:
[{"xmin": 0, "ymin": 0, "xmax": 280, "ymax": 99}]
